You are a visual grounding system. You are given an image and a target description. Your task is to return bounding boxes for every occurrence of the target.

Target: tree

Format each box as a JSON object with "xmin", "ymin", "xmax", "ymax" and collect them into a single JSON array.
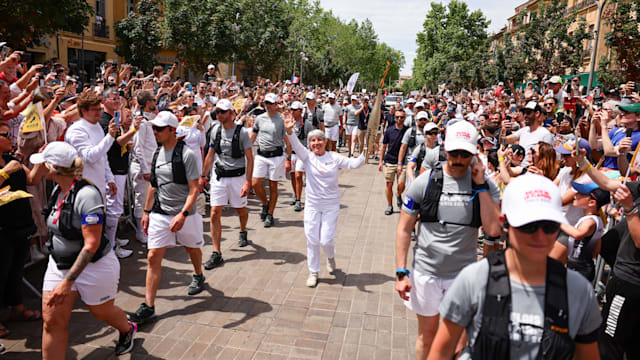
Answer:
[
  {"xmin": 163, "ymin": 0, "xmax": 235, "ymax": 73},
  {"xmin": 514, "ymin": 0, "xmax": 591, "ymax": 81},
  {"xmin": 486, "ymin": 34, "xmax": 529, "ymax": 86},
  {"xmin": 412, "ymin": 1, "xmax": 491, "ymax": 91},
  {"xmin": 0, "ymin": 0, "xmax": 93, "ymax": 49},
  {"xmin": 115, "ymin": 0, "xmax": 162, "ymax": 73},
  {"xmin": 597, "ymin": 0, "xmax": 640, "ymax": 89}
]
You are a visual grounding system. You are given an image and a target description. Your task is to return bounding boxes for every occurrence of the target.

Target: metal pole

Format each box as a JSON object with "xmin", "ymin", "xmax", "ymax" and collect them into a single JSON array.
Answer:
[
  {"xmin": 587, "ymin": 0, "xmax": 607, "ymax": 95},
  {"xmin": 232, "ymin": 13, "xmax": 239, "ymax": 80}
]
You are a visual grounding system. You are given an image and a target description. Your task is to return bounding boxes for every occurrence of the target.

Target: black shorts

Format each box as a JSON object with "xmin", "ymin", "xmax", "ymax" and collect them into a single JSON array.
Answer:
[{"xmin": 599, "ymin": 275, "xmax": 640, "ymax": 360}]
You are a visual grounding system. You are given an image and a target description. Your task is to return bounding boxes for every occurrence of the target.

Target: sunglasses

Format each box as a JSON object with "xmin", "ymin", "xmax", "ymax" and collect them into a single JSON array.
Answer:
[
  {"xmin": 523, "ymin": 109, "xmax": 535, "ymax": 114},
  {"xmin": 152, "ymin": 125, "xmax": 170, "ymax": 132},
  {"xmin": 447, "ymin": 150, "xmax": 473, "ymax": 158},
  {"xmin": 515, "ymin": 220, "xmax": 560, "ymax": 234},
  {"xmin": 572, "ymin": 79, "xmax": 580, "ymax": 82},
  {"xmin": 217, "ymin": 109, "xmax": 230, "ymax": 114},
  {"xmin": 425, "ymin": 131, "xmax": 438, "ymax": 136},
  {"xmin": 544, "ymin": 103, "xmax": 554, "ymax": 107},
  {"xmin": 395, "ymin": 116, "xmax": 405, "ymax": 119},
  {"xmin": 0, "ymin": 132, "xmax": 11, "ymax": 139}
]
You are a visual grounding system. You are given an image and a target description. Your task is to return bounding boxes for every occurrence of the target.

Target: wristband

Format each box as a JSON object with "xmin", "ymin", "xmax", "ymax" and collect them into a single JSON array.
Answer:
[
  {"xmin": 623, "ymin": 206, "xmax": 638, "ymax": 217},
  {"xmin": 131, "ymin": 127, "xmax": 137, "ymax": 134},
  {"xmin": 498, "ymin": 157, "xmax": 505, "ymax": 162},
  {"xmin": 397, "ymin": 162, "xmax": 403, "ymax": 165},
  {"xmin": 200, "ymin": 175, "xmax": 207, "ymax": 179},
  {"xmin": 0, "ymin": 169, "xmax": 9, "ymax": 180},
  {"xmin": 143, "ymin": 209, "xmax": 152, "ymax": 214}
]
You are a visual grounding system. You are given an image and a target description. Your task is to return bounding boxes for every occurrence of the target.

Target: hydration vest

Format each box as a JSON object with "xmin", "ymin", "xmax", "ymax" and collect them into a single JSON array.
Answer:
[
  {"xmin": 214, "ymin": 124, "xmax": 243, "ymax": 159},
  {"xmin": 150, "ymin": 141, "xmax": 188, "ymax": 215},
  {"xmin": 407, "ymin": 126, "xmax": 418, "ymax": 148},
  {"xmin": 472, "ymin": 251, "xmax": 575, "ymax": 360},
  {"xmin": 419, "ymin": 164, "xmax": 482, "ymax": 228},
  {"xmin": 415, "ymin": 145, "xmax": 446, "ymax": 171},
  {"xmin": 43, "ymin": 179, "xmax": 110, "ymax": 270}
]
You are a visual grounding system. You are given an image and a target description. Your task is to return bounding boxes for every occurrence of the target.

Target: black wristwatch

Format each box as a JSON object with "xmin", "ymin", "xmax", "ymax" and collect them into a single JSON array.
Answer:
[
  {"xmin": 396, "ymin": 268, "xmax": 410, "ymax": 280},
  {"xmin": 143, "ymin": 209, "xmax": 152, "ymax": 214},
  {"xmin": 181, "ymin": 210, "xmax": 189, "ymax": 217},
  {"xmin": 472, "ymin": 182, "xmax": 489, "ymax": 191}
]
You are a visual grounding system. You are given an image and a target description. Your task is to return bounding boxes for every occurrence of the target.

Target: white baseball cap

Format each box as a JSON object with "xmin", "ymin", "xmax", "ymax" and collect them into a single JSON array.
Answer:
[
  {"xmin": 501, "ymin": 174, "xmax": 567, "ymax": 227},
  {"xmin": 150, "ymin": 111, "xmax": 179, "ymax": 128},
  {"xmin": 416, "ymin": 111, "xmax": 429, "ymax": 120},
  {"xmin": 305, "ymin": 92, "xmax": 316, "ymax": 100},
  {"xmin": 216, "ymin": 99, "xmax": 233, "ymax": 111},
  {"xmin": 424, "ymin": 122, "xmax": 438, "ymax": 132},
  {"xmin": 351, "ymin": 95, "xmax": 359, "ymax": 101},
  {"xmin": 415, "ymin": 101, "xmax": 425, "ymax": 108},
  {"xmin": 406, "ymin": 98, "xmax": 416, "ymax": 104},
  {"xmin": 207, "ymin": 64, "xmax": 215, "ymax": 70},
  {"xmin": 328, "ymin": 93, "xmax": 336, "ymax": 99},
  {"xmin": 444, "ymin": 120, "xmax": 478, "ymax": 154},
  {"xmin": 30, "ymin": 141, "xmax": 78, "ymax": 168},
  {"xmin": 290, "ymin": 101, "xmax": 303, "ymax": 110},
  {"xmin": 265, "ymin": 93, "xmax": 279, "ymax": 104}
]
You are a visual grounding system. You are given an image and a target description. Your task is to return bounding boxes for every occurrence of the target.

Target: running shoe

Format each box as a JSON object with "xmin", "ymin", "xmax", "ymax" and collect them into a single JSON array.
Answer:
[
  {"xmin": 260, "ymin": 204, "xmax": 269, "ymax": 221},
  {"xmin": 289, "ymin": 198, "xmax": 297, "ymax": 205},
  {"xmin": 294, "ymin": 200, "xmax": 303, "ymax": 212},
  {"xmin": 238, "ymin": 231, "xmax": 249, "ymax": 247},
  {"xmin": 204, "ymin": 251, "xmax": 224, "ymax": 270},
  {"xmin": 264, "ymin": 214, "xmax": 274, "ymax": 228},
  {"xmin": 115, "ymin": 246, "xmax": 133, "ymax": 259},
  {"xmin": 306, "ymin": 272, "xmax": 319, "ymax": 287},
  {"xmin": 116, "ymin": 238, "xmax": 130, "ymax": 247},
  {"xmin": 128, "ymin": 303, "xmax": 156, "ymax": 325},
  {"xmin": 385, "ymin": 205, "xmax": 393, "ymax": 216},
  {"xmin": 115, "ymin": 321, "xmax": 137, "ymax": 355},
  {"xmin": 188, "ymin": 274, "xmax": 205, "ymax": 295}
]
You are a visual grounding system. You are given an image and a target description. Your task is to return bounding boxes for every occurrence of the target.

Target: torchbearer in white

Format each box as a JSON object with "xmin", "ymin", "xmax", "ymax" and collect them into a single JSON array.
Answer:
[{"xmin": 283, "ymin": 114, "xmax": 365, "ymax": 287}]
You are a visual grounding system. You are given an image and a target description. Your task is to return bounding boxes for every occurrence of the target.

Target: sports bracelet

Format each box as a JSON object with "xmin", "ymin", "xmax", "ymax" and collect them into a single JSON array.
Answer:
[
  {"xmin": 498, "ymin": 157, "xmax": 505, "ymax": 162},
  {"xmin": 623, "ymin": 206, "xmax": 638, "ymax": 217},
  {"xmin": 0, "ymin": 169, "xmax": 9, "ymax": 180}
]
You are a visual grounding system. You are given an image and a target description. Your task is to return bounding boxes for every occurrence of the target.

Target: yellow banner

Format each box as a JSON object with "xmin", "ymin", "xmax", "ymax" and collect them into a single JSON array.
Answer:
[
  {"xmin": 0, "ymin": 186, "xmax": 33, "ymax": 207},
  {"xmin": 233, "ymin": 98, "xmax": 244, "ymax": 112},
  {"xmin": 20, "ymin": 102, "xmax": 45, "ymax": 133},
  {"xmin": 179, "ymin": 115, "xmax": 201, "ymax": 128}
]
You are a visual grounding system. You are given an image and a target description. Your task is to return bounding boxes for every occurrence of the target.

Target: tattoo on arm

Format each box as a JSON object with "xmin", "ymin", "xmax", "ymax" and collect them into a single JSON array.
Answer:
[{"xmin": 64, "ymin": 249, "xmax": 95, "ymax": 281}]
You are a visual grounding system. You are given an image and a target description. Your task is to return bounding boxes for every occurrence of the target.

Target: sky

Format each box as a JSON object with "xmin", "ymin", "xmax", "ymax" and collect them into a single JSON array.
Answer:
[{"xmin": 318, "ymin": 0, "xmax": 524, "ymax": 76}]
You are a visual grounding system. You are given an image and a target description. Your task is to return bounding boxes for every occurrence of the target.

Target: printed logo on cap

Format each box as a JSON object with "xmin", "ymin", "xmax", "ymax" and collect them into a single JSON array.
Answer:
[
  {"xmin": 456, "ymin": 131, "xmax": 471, "ymax": 139},
  {"xmin": 524, "ymin": 189, "xmax": 552, "ymax": 202}
]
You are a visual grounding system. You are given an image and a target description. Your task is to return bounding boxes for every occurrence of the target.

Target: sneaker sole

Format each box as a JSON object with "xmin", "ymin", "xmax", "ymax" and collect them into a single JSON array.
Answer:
[
  {"xmin": 127, "ymin": 313, "xmax": 156, "ymax": 325},
  {"xmin": 239, "ymin": 241, "xmax": 249, "ymax": 248},
  {"xmin": 188, "ymin": 285, "xmax": 205, "ymax": 296},
  {"xmin": 204, "ymin": 260, "xmax": 223, "ymax": 270},
  {"xmin": 115, "ymin": 324, "xmax": 137, "ymax": 355}
]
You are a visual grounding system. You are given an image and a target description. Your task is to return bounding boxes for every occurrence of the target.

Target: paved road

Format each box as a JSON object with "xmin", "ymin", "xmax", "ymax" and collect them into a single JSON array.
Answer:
[{"xmin": 3, "ymin": 158, "xmax": 420, "ymax": 359}]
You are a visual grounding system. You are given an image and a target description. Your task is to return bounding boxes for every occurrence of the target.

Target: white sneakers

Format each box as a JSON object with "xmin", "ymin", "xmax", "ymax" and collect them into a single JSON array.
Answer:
[
  {"xmin": 306, "ymin": 272, "xmax": 318, "ymax": 287},
  {"xmin": 327, "ymin": 258, "xmax": 336, "ymax": 274},
  {"xmin": 117, "ymin": 238, "xmax": 130, "ymax": 247},
  {"xmin": 115, "ymin": 246, "xmax": 133, "ymax": 259}
]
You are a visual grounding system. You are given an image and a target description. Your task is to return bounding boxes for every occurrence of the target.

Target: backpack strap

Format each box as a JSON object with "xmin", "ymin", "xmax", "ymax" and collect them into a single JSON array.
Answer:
[
  {"xmin": 172, "ymin": 140, "xmax": 188, "ymax": 184},
  {"xmin": 149, "ymin": 145, "xmax": 161, "ymax": 188},
  {"xmin": 419, "ymin": 165, "xmax": 443, "ymax": 223},
  {"xmin": 231, "ymin": 124, "xmax": 243, "ymax": 158},
  {"xmin": 214, "ymin": 124, "xmax": 222, "ymax": 155},
  {"xmin": 543, "ymin": 257, "xmax": 569, "ymax": 333},
  {"xmin": 408, "ymin": 126, "xmax": 417, "ymax": 148}
]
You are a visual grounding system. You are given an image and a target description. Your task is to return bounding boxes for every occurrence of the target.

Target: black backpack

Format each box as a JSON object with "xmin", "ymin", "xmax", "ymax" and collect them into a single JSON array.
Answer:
[
  {"xmin": 419, "ymin": 164, "xmax": 482, "ymax": 228},
  {"xmin": 407, "ymin": 126, "xmax": 418, "ymax": 148},
  {"xmin": 43, "ymin": 179, "xmax": 110, "ymax": 269},
  {"xmin": 472, "ymin": 251, "xmax": 575, "ymax": 360},
  {"xmin": 213, "ymin": 124, "xmax": 243, "ymax": 159}
]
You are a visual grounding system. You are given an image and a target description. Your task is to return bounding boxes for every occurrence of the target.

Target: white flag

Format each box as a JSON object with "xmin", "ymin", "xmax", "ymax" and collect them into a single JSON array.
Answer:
[
  {"xmin": 339, "ymin": 79, "xmax": 344, "ymax": 90},
  {"xmin": 346, "ymin": 73, "xmax": 359, "ymax": 93}
]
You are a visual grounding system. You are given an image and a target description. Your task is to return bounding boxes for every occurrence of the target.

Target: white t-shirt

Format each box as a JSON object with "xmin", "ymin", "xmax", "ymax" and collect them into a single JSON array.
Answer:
[
  {"xmin": 513, "ymin": 125, "xmax": 554, "ymax": 162},
  {"xmin": 555, "ymin": 166, "xmax": 587, "ymax": 225}
]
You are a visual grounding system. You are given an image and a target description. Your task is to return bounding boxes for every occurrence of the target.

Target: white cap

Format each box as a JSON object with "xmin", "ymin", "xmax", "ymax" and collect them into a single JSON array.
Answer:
[
  {"xmin": 328, "ymin": 93, "xmax": 336, "ymax": 99},
  {"xmin": 30, "ymin": 141, "xmax": 78, "ymax": 168},
  {"xmin": 406, "ymin": 98, "xmax": 416, "ymax": 104},
  {"xmin": 305, "ymin": 92, "xmax": 316, "ymax": 100},
  {"xmin": 351, "ymin": 95, "xmax": 359, "ymax": 101},
  {"xmin": 290, "ymin": 101, "xmax": 303, "ymax": 110},
  {"xmin": 216, "ymin": 99, "xmax": 233, "ymax": 111},
  {"xmin": 416, "ymin": 111, "xmax": 429, "ymax": 120},
  {"xmin": 415, "ymin": 101, "xmax": 425, "ymax": 108},
  {"xmin": 364, "ymin": 96, "xmax": 370, "ymax": 100},
  {"xmin": 424, "ymin": 122, "xmax": 438, "ymax": 132},
  {"xmin": 525, "ymin": 101, "xmax": 539, "ymax": 110},
  {"xmin": 547, "ymin": 75, "xmax": 562, "ymax": 84},
  {"xmin": 498, "ymin": 81, "xmax": 504, "ymax": 86},
  {"xmin": 265, "ymin": 93, "xmax": 279, "ymax": 104},
  {"xmin": 444, "ymin": 120, "xmax": 478, "ymax": 154},
  {"xmin": 207, "ymin": 64, "xmax": 215, "ymax": 70},
  {"xmin": 150, "ymin": 111, "xmax": 179, "ymax": 128},
  {"xmin": 501, "ymin": 174, "xmax": 568, "ymax": 227}
]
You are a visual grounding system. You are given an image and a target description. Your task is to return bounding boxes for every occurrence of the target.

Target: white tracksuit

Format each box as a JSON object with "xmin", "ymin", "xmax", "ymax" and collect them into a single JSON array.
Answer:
[{"xmin": 286, "ymin": 133, "xmax": 364, "ymax": 273}]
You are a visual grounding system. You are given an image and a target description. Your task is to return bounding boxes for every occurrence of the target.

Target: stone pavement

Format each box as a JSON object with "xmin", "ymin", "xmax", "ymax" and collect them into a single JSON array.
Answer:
[{"xmin": 3, "ymin": 158, "xmax": 420, "ymax": 359}]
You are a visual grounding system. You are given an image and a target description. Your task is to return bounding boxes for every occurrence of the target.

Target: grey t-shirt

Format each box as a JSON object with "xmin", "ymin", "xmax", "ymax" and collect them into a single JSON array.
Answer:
[
  {"xmin": 439, "ymin": 259, "xmax": 602, "ymax": 360},
  {"xmin": 420, "ymin": 145, "xmax": 443, "ymax": 171},
  {"xmin": 47, "ymin": 184, "xmax": 108, "ymax": 260},
  {"xmin": 153, "ymin": 144, "xmax": 200, "ymax": 215},
  {"xmin": 401, "ymin": 127, "xmax": 425, "ymax": 163},
  {"xmin": 322, "ymin": 103, "xmax": 342, "ymax": 127},
  {"xmin": 346, "ymin": 104, "xmax": 360, "ymax": 126},
  {"xmin": 293, "ymin": 117, "xmax": 314, "ymax": 147},
  {"xmin": 402, "ymin": 167, "xmax": 500, "ymax": 278},
  {"xmin": 252, "ymin": 113, "xmax": 286, "ymax": 151},
  {"xmin": 209, "ymin": 124, "xmax": 252, "ymax": 171}
]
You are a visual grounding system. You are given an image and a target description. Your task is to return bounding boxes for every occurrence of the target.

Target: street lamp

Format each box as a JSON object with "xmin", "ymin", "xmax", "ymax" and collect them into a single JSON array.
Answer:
[
  {"xmin": 587, "ymin": 0, "xmax": 607, "ymax": 95},
  {"xmin": 232, "ymin": 12, "xmax": 239, "ymax": 80}
]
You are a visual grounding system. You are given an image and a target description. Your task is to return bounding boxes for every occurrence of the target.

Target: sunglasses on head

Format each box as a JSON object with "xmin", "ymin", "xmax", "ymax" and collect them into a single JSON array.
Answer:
[
  {"xmin": 152, "ymin": 125, "xmax": 170, "ymax": 132},
  {"xmin": 447, "ymin": 150, "xmax": 473, "ymax": 158},
  {"xmin": 515, "ymin": 220, "xmax": 560, "ymax": 234}
]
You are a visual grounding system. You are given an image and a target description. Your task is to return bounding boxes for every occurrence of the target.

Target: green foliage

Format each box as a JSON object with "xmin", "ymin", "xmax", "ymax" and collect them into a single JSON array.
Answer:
[
  {"xmin": 115, "ymin": 0, "xmax": 162, "ymax": 73},
  {"xmin": 486, "ymin": 34, "xmax": 529, "ymax": 85},
  {"xmin": 411, "ymin": 1, "xmax": 490, "ymax": 91},
  {"xmin": 0, "ymin": 0, "xmax": 93, "ymax": 49},
  {"xmin": 597, "ymin": 0, "xmax": 640, "ymax": 89}
]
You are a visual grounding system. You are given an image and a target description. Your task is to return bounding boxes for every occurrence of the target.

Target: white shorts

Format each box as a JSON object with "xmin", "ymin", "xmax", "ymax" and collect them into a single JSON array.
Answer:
[
  {"xmin": 43, "ymin": 251, "xmax": 119, "ymax": 306},
  {"xmin": 346, "ymin": 125, "xmax": 358, "ymax": 136},
  {"xmin": 147, "ymin": 212, "xmax": 204, "ymax": 249},
  {"xmin": 404, "ymin": 270, "xmax": 455, "ymax": 317},
  {"xmin": 325, "ymin": 125, "xmax": 339, "ymax": 142},
  {"xmin": 130, "ymin": 161, "xmax": 150, "ymax": 218},
  {"xmin": 210, "ymin": 175, "xmax": 247, "ymax": 208},
  {"xmin": 105, "ymin": 174, "xmax": 127, "ymax": 217},
  {"xmin": 291, "ymin": 154, "xmax": 306, "ymax": 173},
  {"xmin": 253, "ymin": 154, "xmax": 286, "ymax": 181}
]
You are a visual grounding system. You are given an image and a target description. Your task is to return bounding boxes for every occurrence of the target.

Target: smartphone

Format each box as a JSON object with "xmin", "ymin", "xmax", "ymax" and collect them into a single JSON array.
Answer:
[
  {"xmin": 187, "ymin": 84, "xmax": 192, "ymax": 92},
  {"xmin": 574, "ymin": 127, "xmax": 580, "ymax": 156},
  {"xmin": 626, "ymin": 128, "xmax": 633, "ymax": 138},
  {"xmin": 114, "ymin": 111, "xmax": 121, "ymax": 126}
]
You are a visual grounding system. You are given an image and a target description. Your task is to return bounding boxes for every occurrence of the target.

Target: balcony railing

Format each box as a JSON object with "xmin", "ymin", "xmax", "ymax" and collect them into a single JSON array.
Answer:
[
  {"xmin": 566, "ymin": 0, "xmax": 597, "ymax": 14},
  {"xmin": 93, "ymin": 23, "xmax": 109, "ymax": 38}
]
